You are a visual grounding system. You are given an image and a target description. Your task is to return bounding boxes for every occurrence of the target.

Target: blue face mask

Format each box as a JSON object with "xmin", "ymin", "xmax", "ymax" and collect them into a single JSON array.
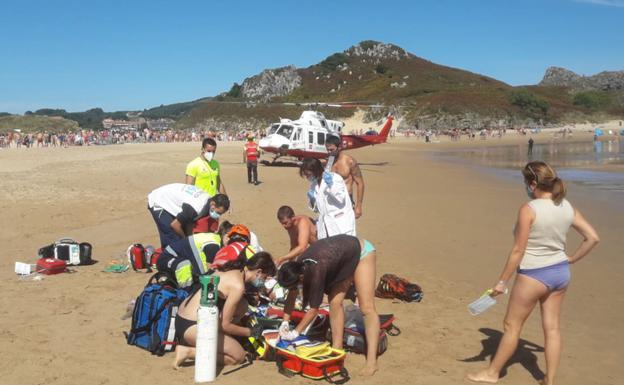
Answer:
[
  {"xmin": 525, "ymin": 184, "xmax": 535, "ymax": 199},
  {"xmin": 251, "ymin": 277, "xmax": 265, "ymax": 289},
  {"xmin": 209, "ymin": 209, "xmax": 221, "ymax": 220}
]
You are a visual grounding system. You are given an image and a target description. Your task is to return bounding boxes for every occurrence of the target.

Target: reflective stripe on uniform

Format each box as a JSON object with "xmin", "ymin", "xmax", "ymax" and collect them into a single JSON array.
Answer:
[
  {"xmin": 189, "ymin": 237, "xmax": 206, "ymax": 275},
  {"xmin": 175, "ymin": 260, "xmax": 193, "ymax": 288},
  {"xmin": 192, "ymin": 233, "xmax": 221, "ymax": 272},
  {"xmin": 165, "ymin": 245, "xmax": 178, "ymax": 257}
]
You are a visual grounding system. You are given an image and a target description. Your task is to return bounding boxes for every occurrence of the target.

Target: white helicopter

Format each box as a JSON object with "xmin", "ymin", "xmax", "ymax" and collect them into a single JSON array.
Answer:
[{"xmin": 258, "ymin": 108, "xmax": 393, "ymax": 163}]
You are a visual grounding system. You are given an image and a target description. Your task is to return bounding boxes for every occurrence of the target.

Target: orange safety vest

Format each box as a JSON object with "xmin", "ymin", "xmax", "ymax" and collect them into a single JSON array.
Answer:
[{"xmin": 245, "ymin": 142, "xmax": 259, "ymax": 160}]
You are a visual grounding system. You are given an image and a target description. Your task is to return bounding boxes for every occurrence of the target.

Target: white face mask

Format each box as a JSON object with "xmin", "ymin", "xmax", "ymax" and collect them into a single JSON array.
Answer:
[{"xmin": 203, "ymin": 151, "xmax": 214, "ymax": 162}]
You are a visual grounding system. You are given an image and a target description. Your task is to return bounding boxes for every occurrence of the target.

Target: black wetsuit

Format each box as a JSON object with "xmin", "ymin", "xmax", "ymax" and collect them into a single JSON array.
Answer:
[{"xmin": 297, "ymin": 234, "xmax": 361, "ymax": 309}]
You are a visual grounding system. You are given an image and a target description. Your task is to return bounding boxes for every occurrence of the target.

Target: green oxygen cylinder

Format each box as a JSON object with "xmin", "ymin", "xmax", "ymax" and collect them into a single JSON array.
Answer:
[{"xmin": 195, "ymin": 274, "xmax": 220, "ymax": 383}]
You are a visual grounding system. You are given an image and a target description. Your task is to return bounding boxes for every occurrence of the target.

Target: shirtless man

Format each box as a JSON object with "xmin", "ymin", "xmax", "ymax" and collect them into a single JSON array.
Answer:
[
  {"xmin": 276, "ymin": 205, "xmax": 317, "ymax": 265},
  {"xmin": 325, "ymin": 135, "xmax": 365, "ymax": 218}
]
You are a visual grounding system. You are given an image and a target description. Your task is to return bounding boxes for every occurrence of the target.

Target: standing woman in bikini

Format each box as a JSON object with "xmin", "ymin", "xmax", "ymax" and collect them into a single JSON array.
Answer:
[{"xmin": 467, "ymin": 161, "xmax": 599, "ymax": 385}]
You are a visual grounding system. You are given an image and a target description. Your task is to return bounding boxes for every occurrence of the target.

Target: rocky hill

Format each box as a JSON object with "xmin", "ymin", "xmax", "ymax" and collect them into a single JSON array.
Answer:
[
  {"xmin": 540, "ymin": 66, "xmax": 624, "ymax": 91},
  {"xmin": 13, "ymin": 41, "xmax": 624, "ymax": 132},
  {"xmin": 183, "ymin": 41, "xmax": 624, "ymax": 130},
  {"xmin": 241, "ymin": 65, "xmax": 301, "ymax": 101}
]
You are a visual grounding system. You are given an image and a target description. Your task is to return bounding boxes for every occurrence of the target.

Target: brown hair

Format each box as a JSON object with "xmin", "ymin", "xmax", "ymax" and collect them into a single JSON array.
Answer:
[
  {"xmin": 277, "ymin": 205, "xmax": 295, "ymax": 220},
  {"xmin": 522, "ymin": 161, "xmax": 567, "ymax": 204},
  {"xmin": 218, "ymin": 251, "xmax": 276, "ymax": 276},
  {"xmin": 299, "ymin": 158, "xmax": 323, "ymax": 180}
]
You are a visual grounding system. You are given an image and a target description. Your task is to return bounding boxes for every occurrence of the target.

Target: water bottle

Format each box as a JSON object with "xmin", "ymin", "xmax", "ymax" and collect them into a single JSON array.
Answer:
[
  {"xmin": 325, "ymin": 155, "xmax": 336, "ymax": 172},
  {"xmin": 468, "ymin": 290, "xmax": 498, "ymax": 316},
  {"xmin": 195, "ymin": 275, "xmax": 220, "ymax": 383}
]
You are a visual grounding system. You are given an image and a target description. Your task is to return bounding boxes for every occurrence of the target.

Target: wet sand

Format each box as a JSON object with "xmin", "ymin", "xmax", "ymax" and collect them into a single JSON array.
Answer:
[{"xmin": 0, "ymin": 135, "xmax": 622, "ymax": 385}]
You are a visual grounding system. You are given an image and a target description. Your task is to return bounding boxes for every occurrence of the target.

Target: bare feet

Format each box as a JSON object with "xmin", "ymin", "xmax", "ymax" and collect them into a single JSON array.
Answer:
[
  {"xmin": 465, "ymin": 370, "xmax": 499, "ymax": 383},
  {"xmin": 360, "ymin": 364, "xmax": 378, "ymax": 376},
  {"xmin": 173, "ymin": 345, "xmax": 194, "ymax": 370}
]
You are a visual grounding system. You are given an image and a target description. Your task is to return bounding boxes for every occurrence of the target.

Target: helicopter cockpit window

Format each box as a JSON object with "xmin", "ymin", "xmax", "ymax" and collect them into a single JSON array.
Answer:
[
  {"xmin": 276, "ymin": 125, "xmax": 294, "ymax": 139},
  {"xmin": 317, "ymin": 132, "xmax": 326, "ymax": 145},
  {"xmin": 269, "ymin": 124, "xmax": 280, "ymax": 135}
]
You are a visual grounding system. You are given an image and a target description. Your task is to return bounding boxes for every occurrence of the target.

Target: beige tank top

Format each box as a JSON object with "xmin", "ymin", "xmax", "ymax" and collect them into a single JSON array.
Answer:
[{"xmin": 520, "ymin": 198, "xmax": 574, "ymax": 270}]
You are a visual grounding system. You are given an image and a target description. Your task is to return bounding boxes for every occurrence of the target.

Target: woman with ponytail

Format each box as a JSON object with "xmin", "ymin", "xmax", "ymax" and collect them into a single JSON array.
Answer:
[
  {"xmin": 277, "ymin": 234, "xmax": 380, "ymax": 376},
  {"xmin": 467, "ymin": 161, "xmax": 599, "ymax": 384},
  {"xmin": 173, "ymin": 252, "xmax": 276, "ymax": 369}
]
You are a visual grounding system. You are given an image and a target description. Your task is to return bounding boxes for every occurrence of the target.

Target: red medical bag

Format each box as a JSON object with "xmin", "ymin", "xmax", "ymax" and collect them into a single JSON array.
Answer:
[{"xmin": 36, "ymin": 258, "xmax": 67, "ymax": 275}]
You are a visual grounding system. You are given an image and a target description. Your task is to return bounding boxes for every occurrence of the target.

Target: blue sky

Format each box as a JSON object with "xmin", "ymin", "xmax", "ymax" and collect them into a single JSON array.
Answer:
[{"xmin": 1, "ymin": 0, "xmax": 622, "ymax": 114}]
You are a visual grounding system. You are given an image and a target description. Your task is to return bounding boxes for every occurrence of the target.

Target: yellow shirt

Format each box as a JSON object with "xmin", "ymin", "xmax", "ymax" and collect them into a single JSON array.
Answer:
[{"xmin": 185, "ymin": 157, "xmax": 220, "ymax": 196}]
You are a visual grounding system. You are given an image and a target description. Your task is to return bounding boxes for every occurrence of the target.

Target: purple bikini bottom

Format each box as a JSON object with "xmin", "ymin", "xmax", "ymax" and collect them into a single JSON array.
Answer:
[{"xmin": 518, "ymin": 260, "xmax": 570, "ymax": 291}]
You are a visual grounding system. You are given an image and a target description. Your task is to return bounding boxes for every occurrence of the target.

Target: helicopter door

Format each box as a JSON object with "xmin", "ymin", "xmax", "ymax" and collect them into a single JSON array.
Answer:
[
  {"xmin": 315, "ymin": 131, "xmax": 327, "ymax": 153},
  {"xmin": 291, "ymin": 127, "xmax": 304, "ymax": 150}
]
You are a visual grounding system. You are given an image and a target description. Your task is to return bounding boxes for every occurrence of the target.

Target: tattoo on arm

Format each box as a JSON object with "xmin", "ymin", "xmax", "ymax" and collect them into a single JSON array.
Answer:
[{"xmin": 351, "ymin": 162, "xmax": 363, "ymax": 179}]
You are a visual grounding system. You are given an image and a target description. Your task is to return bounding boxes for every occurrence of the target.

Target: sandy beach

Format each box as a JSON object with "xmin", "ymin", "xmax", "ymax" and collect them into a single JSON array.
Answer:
[{"xmin": 0, "ymin": 133, "xmax": 622, "ymax": 385}]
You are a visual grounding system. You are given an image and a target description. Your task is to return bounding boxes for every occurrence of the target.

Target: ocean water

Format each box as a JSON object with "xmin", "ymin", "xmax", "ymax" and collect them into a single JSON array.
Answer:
[{"xmin": 437, "ymin": 139, "xmax": 624, "ymax": 194}]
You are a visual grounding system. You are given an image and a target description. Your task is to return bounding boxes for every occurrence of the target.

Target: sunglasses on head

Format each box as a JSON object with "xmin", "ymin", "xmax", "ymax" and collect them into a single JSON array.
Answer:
[{"xmin": 527, "ymin": 165, "xmax": 539, "ymax": 184}]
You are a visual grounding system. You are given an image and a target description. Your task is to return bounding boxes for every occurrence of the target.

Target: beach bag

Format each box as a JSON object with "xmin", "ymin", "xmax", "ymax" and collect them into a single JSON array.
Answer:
[
  {"xmin": 328, "ymin": 327, "xmax": 388, "ymax": 356},
  {"xmin": 275, "ymin": 338, "xmax": 349, "ymax": 383},
  {"xmin": 125, "ymin": 272, "xmax": 188, "ymax": 355},
  {"xmin": 379, "ymin": 314, "xmax": 401, "ymax": 336},
  {"xmin": 375, "ymin": 273, "xmax": 423, "ymax": 302},
  {"xmin": 344, "ymin": 305, "xmax": 401, "ymax": 337}
]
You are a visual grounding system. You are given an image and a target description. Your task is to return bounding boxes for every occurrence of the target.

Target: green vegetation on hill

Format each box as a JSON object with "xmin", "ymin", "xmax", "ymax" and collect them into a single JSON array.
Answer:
[
  {"xmin": 0, "ymin": 114, "xmax": 79, "ymax": 133},
  {"xmin": 318, "ymin": 53, "xmax": 350, "ymax": 73},
  {"xmin": 175, "ymin": 101, "xmax": 354, "ymax": 129},
  {"xmin": 141, "ymin": 99, "xmax": 207, "ymax": 120},
  {"xmin": 226, "ymin": 83, "xmax": 243, "ymax": 98},
  {"xmin": 572, "ymin": 91, "xmax": 613, "ymax": 110},
  {"xmin": 508, "ymin": 89, "xmax": 549, "ymax": 118},
  {"xmin": 30, "ymin": 108, "xmax": 128, "ymax": 130}
]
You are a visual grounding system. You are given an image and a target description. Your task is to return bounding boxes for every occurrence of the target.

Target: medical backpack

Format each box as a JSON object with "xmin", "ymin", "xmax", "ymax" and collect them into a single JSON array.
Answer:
[{"xmin": 125, "ymin": 273, "xmax": 189, "ymax": 355}]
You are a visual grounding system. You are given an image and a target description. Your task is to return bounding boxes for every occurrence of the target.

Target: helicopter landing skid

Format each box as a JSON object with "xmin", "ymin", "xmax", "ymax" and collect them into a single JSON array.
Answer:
[{"xmin": 260, "ymin": 156, "xmax": 302, "ymax": 168}]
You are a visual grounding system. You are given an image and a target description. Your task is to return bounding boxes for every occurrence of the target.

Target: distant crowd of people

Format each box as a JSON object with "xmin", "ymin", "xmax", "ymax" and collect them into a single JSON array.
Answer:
[
  {"xmin": 399, "ymin": 127, "xmax": 542, "ymax": 142},
  {"xmin": 0, "ymin": 128, "xmax": 267, "ymax": 149}
]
